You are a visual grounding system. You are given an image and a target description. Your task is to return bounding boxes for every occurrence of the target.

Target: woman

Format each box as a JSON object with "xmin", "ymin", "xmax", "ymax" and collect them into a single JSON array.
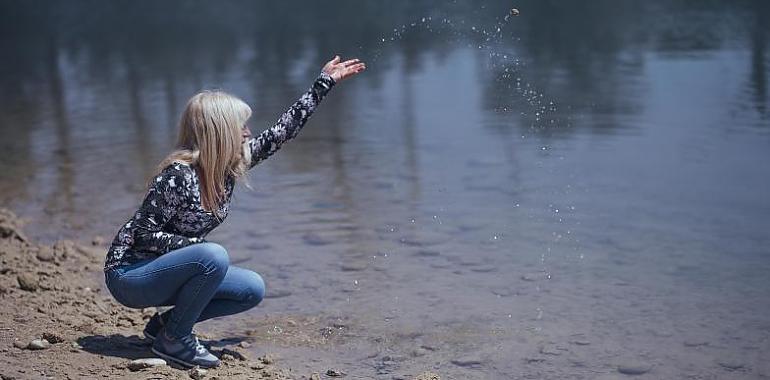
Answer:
[{"xmin": 103, "ymin": 56, "xmax": 365, "ymax": 368}]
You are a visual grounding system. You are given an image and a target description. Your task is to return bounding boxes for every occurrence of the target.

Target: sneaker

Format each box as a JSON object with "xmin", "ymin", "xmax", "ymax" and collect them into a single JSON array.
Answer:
[
  {"xmin": 143, "ymin": 312, "xmax": 169, "ymax": 341},
  {"xmin": 151, "ymin": 331, "xmax": 220, "ymax": 369}
]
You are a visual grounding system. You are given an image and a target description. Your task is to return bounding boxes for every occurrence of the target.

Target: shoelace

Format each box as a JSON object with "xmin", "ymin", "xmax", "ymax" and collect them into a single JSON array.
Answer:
[
  {"xmin": 177, "ymin": 333, "xmax": 207, "ymax": 355},
  {"xmin": 192, "ymin": 335, "xmax": 207, "ymax": 354}
]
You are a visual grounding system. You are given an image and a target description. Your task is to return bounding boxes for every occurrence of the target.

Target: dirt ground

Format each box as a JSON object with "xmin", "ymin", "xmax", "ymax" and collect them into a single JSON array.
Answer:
[{"xmin": 0, "ymin": 208, "xmax": 439, "ymax": 380}]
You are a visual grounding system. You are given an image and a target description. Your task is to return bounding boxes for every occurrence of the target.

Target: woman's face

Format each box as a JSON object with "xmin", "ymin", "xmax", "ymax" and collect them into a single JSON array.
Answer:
[{"xmin": 241, "ymin": 124, "xmax": 252, "ymax": 143}]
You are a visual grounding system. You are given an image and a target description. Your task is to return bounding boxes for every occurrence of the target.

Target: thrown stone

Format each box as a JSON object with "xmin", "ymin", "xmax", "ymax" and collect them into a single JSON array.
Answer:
[{"xmin": 127, "ymin": 358, "xmax": 167, "ymax": 371}]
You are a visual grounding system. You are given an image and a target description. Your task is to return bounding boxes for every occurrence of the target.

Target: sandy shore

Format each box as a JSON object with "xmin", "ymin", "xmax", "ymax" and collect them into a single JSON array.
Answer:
[{"xmin": 0, "ymin": 208, "xmax": 441, "ymax": 380}]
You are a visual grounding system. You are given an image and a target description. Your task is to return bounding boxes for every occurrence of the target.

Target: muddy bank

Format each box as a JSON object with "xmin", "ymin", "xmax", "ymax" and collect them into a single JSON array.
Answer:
[{"xmin": 0, "ymin": 208, "xmax": 441, "ymax": 380}]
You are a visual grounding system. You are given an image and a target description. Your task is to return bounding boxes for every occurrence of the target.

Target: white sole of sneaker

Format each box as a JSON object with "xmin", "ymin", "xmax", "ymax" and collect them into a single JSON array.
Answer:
[{"xmin": 150, "ymin": 347, "xmax": 219, "ymax": 369}]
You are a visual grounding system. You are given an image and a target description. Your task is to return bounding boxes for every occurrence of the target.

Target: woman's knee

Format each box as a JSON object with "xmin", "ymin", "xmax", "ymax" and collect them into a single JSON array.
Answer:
[
  {"xmin": 194, "ymin": 242, "xmax": 230, "ymax": 274},
  {"xmin": 243, "ymin": 271, "xmax": 266, "ymax": 307}
]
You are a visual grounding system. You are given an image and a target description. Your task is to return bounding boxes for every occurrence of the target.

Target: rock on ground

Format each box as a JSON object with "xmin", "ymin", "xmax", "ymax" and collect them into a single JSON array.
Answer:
[{"xmin": 127, "ymin": 358, "xmax": 167, "ymax": 371}]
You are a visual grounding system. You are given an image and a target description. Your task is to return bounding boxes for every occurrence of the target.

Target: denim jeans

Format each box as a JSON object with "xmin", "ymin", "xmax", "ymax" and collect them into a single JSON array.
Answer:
[{"xmin": 104, "ymin": 242, "xmax": 265, "ymax": 338}]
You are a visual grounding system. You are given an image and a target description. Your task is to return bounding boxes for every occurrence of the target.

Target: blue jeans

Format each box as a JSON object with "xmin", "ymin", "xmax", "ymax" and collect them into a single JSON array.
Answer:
[{"xmin": 104, "ymin": 242, "xmax": 265, "ymax": 338}]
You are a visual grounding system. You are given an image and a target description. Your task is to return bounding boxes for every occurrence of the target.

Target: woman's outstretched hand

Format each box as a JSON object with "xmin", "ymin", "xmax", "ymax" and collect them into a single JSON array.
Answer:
[{"xmin": 322, "ymin": 55, "xmax": 366, "ymax": 83}]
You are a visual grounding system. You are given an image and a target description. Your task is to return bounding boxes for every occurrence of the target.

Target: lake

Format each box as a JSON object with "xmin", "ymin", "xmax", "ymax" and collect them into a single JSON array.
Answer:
[{"xmin": 1, "ymin": 1, "xmax": 768, "ymax": 378}]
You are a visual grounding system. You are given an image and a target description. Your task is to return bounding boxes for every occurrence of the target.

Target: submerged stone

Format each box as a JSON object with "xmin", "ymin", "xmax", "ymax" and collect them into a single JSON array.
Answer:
[{"xmin": 617, "ymin": 361, "xmax": 653, "ymax": 375}]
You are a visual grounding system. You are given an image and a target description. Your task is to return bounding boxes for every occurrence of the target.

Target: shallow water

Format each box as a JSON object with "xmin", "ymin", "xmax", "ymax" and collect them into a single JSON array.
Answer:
[{"xmin": 1, "ymin": 1, "xmax": 769, "ymax": 378}]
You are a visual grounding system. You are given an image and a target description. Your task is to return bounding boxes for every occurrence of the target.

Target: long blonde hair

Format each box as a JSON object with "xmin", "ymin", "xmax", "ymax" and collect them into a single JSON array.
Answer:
[{"xmin": 153, "ymin": 90, "xmax": 252, "ymax": 213}]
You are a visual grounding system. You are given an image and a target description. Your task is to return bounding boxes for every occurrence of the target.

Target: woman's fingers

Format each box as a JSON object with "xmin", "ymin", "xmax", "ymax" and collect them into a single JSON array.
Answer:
[
  {"xmin": 340, "ymin": 58, "xmax": 360, "ymax": 67},
  {"xmin": 341, "ymin": 63, "xmax": 366, "ymax": 79}
]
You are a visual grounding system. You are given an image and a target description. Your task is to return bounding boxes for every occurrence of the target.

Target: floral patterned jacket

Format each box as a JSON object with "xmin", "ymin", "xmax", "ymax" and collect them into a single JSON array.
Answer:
[{"xmin": 104, "ymin": 72, "xmax": 335, "ymax": 271}]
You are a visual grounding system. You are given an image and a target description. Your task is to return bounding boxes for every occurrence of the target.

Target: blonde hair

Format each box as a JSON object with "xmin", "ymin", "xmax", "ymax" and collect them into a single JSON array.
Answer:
[{"xmin": 153, "ymin": 90, "xmax": 252, "ymax": 214}]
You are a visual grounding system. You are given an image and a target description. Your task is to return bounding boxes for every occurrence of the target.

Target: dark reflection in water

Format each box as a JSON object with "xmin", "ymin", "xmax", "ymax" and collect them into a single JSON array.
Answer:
[{"xmin": 1, "ymin": 1, "xmax": 769, "ymax": 378}]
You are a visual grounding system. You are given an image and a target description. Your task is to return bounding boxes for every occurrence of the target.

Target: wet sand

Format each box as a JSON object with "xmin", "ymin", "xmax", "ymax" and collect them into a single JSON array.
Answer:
[{"xmin": 0, "ymin": 207, "xmax": 440, "ymax": 380}]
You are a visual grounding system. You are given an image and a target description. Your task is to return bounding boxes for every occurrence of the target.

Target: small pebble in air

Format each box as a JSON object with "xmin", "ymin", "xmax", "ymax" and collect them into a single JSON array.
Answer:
[{"xmin": 510, "ymin": 8, "xmax": 520, "ymax": 16}]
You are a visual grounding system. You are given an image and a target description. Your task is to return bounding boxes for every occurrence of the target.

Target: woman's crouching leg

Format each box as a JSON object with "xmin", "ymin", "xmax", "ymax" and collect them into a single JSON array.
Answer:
[{"xmin": 195, "ymin": 266, "xmax": 266, "ymax": 323}]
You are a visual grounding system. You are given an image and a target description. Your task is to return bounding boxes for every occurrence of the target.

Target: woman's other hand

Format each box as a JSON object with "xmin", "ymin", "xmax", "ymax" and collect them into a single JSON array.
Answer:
[{"xmin": 322, "ymin": 55, "xmax": 366, "ymax": 83}]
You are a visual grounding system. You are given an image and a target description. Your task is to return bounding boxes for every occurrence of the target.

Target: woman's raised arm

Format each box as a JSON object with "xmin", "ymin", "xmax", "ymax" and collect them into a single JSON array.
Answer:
[{"xmin": 246, "ymin": 55, "xmax": 365, "ymax": 169}]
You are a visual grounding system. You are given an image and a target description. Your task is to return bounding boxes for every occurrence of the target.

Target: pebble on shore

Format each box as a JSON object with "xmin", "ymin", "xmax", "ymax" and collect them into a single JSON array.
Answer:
[
  {"xmin": 326, "ymin": 369, "xmax": 345, "ymax": 377},
  {"xmin": 16, "ymin": 273, "xmax": 39, "ymax": 292},
  {"xmin": 189, "ymin": 366, "xmax": 208, "ymax": 379},
  {"xmin": 27, "ymin": 339, "xmax": 51, "ymax": 350},
  {"xmin": 414, "ymin": 372, "xmax": 441, "ymax": 380},
  {"xmin": 127, "ymin": 358, "xmax": 167, "ymax": 371}
]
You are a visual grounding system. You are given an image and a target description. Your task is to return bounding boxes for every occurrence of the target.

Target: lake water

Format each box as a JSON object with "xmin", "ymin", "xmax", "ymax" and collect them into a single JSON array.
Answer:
[{"xmin": 1, "ymin": 1, "xmax": 769, "ymax": 378}]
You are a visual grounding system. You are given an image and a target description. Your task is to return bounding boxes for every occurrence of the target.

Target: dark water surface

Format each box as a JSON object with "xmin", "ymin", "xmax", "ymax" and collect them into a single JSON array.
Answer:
[{"xmin": 1, "ymin": 1, "xmax": 769, "ymax": 378}]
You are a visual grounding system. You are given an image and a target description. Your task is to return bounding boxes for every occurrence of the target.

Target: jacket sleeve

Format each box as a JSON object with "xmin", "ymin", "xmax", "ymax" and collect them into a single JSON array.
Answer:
[
  {"xmin": 247, "ymin": 71, "xmax": 336, "ymax": 168},
  {"xmin": 131, "ymin": 165, "xmax": 204, "ymax": 255}
]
